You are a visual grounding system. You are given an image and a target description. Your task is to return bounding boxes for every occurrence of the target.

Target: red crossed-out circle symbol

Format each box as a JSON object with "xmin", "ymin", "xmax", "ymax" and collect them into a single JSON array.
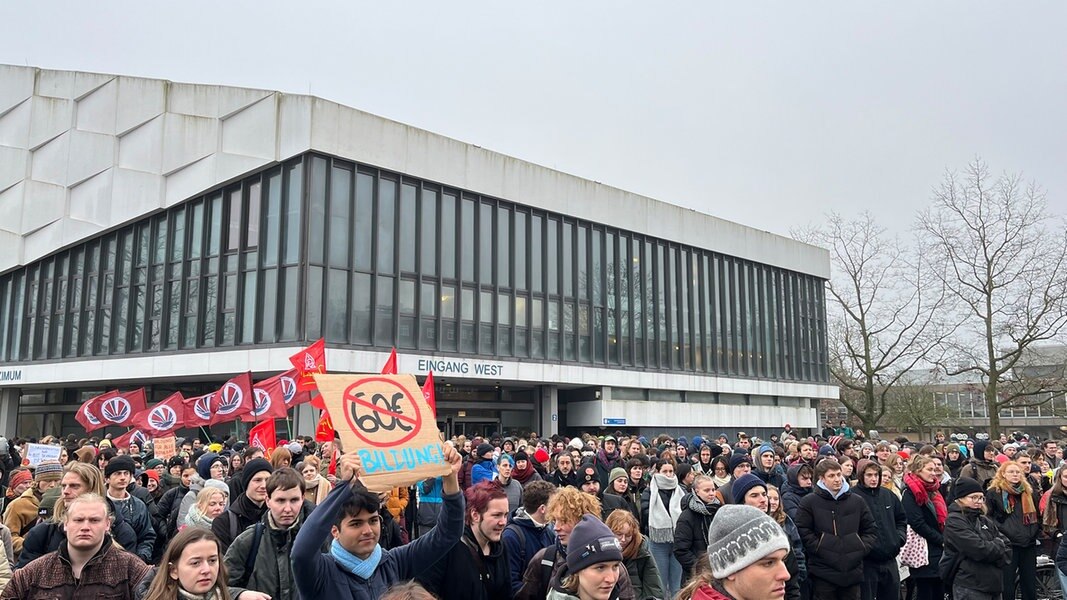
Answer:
[{"xmin": 342, "ymin": 377, "xmax": 422, "ymax": 448}]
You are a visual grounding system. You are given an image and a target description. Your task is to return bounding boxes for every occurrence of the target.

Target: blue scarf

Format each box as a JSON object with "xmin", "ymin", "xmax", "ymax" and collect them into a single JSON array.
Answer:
[{"xmin": 330, "ymin": 539, "xmax": 382, "ymax": 579}]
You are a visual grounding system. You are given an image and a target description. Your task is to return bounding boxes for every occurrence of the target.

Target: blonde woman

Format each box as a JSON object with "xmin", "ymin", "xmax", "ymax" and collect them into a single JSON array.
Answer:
[
  {"xmin": 301, "ymin": 456, "xmax": 332, "ymax": 505},
  {"xmin": 184, "ymin": 486, "xmax": 228, "ymax": 530},
  {"xmin": 986, "ymin": 459, "xmax": 1041, "ymax": 600},
  {"xmin": 606, "ymin": 509, "xmax": 664, "ymax": 600}
]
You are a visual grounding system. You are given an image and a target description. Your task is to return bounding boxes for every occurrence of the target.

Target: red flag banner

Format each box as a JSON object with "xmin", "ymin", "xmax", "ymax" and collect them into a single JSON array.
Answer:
[
  {"xmin": 131, "ymin": 392, "xmax": 185, "ymax": 436},
  {"xmin": 210, "ymin": 372, "xmax": 254, "ymax": 425},
  {"xmin": 248, "ymin": 419, "xmax": 277, "ymax": 456},
  {"xmin": 243, "ymin": 370, "xmax": 298, "ymax": 422},
  {"xmin": 75, "ymin": 392, "xmax": 110, "ymax": 432},
  {"xmin": 315, "ymin": 411, "xmax": 335, "ymax": 443},
  {"xmin": 381, "ymin": 348, "xmax": 398, "ymax": 375},
  {"xmin": 289, "ymin": 338, "xmax": 326, "ymax": 392},
  {"xmin": 112, "ymin": 428, "xmax": 150, "ymax": 450},
  {"xmin": 78, "ymin": 389, "xmax": 147, "ymax": 431},
  {"xmin": 422, "ymin": 371, "xmax": 436, "ymax": 417},
  {"xmin": 183, "ymin": 391, "xmax": 215, "ymax": 428}
]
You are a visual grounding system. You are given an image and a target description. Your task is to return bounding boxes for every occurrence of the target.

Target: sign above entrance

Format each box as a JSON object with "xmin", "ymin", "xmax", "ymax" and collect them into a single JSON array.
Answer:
[
  {"xmin": 0, "ymin": 369, "xmax": 22, "ymax": 383},
  {"xmin": 413, "ymin": 357, "xmax": 504, "ymax": 378},
  {"xmin": 603, "ymin": 418, "xmax": 626, "ymax": 425}
]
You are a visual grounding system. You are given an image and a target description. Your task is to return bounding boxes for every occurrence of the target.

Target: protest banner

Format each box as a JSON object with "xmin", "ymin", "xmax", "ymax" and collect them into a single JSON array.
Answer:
[
  {"xmin": 25, "ymin": 443, "xmax": 62, "ymax": 466},
  {"xmin": 154, "ymin": 435, "xmax": 177, "ymax": 460},
  {"xmin": 313, "ymin": 373, "xmax": 450, "ymax": 492}
]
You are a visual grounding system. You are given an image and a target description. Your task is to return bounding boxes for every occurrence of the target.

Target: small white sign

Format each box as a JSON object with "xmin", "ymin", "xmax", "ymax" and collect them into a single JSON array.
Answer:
[{"xmin": 25, "ymin": 443, "xmax": 62, "ymax": 466}]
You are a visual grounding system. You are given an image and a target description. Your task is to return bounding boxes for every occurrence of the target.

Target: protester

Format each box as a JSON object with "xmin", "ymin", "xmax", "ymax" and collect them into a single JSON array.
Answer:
[
  {"xmin": 291, "ymin": 443, "xmax": 465, "ymax": 599},
  {"xmin": 300, "ymin": 455, "xmax": 332, "ymax": 505},
  {"xmin": 212, "ymin": 458, "xmax": 273, "ymax": 551},
  {"xmin": 605, "ymin": 509, "xmax": 664, "ymax": 600},
  {"xmin": 136, "ymin": 527, "xmax": 269, "ymax": 600},
  {"xmin": 713, "ymin": 455, "xmax": 751, "ymax": 505},
  {"xmin": 184, "ymin": 485, "xmax": 229, "ymax": 530},
  {"xmin": 2, "ymin": 494, "xmax": 151, "ymax": 600},
  {"xmin": 960, "ymin": 440, "xmax": 998, "ymax": 489},
  {"xmin": 503, "ymin": 480, "xmax": 558, "ymax": 595},
  {"xmin": 471, "ymin": 443, "xmax": 499, "ymax": 486},
  {"xmin": 900, "ymin": 455, "xmax": 947, "ymax": 600},
  {"xmin": 640, "ymin": 457, "xmax": 684, "ymax": 599},
  {"xmin": 855, "ymin": 459, "xmax": 906, "ymax": 600},
  {"xmin": 942, "ymin": 477, "xmax": 1011, "ymax": 600},
  {"xmin": 494, "ymin": 454, "xmax": 523, "ymax": 514},
  {"xmin": 673, "ymin": 473, "xmax": 719, "ymax": 584},
  {"xmin": 986, "ymin": 459, "xmax": 1041, "ymax": 600},
  {"xmin": 545, "ymin": 514, "xmax": 625, "ymax": 600},
  {"xmin": 733, "ymin": 474, "xmax": 803, "ymax": 600},
  {"xmin": 779, "ymin": 463, "xmax": 813, "ymax": 521},
  {"xmin": 3, "ymin": 460, "xmax": 61, "ymax": 557}
]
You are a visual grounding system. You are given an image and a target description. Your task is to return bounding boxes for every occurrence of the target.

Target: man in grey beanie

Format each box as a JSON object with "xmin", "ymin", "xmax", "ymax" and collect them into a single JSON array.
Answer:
[{"xmin": 691, "ymin": 504, "xmax": 791, "ymax": 599}]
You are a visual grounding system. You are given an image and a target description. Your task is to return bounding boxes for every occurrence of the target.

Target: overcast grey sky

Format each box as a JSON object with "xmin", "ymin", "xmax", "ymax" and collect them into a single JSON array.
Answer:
[{"xmin": 3, "ymin": 1, "xmax": 1065, "ymax": 239}]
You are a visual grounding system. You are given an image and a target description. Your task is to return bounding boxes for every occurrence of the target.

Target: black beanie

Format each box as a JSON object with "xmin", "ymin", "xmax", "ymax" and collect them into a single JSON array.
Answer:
[
  {"xmin": 952, "ymin": 477, "xmax": 985, "ymax": 501},
  {"xmin": 242, "ymin": 458, "xmax": 274, "ymax": 491},
  {"xmin": 476, "ymin": 443, "xmax": 494, "ymax": 459},
  {"xmin": 104, "ymin": 455, "xmax": 136, "ymax": 479},
  {"xmin": 514, "ymin": 450, "xmax": 529, "ymax": 463},
  {"xmin": 196, "ymin": 452, "xmax": 220, "ymax": 481},
  {"xmin": 974, "ymin": 441, "xmax": 990, "ymax": 460},
  {"xmin": 565, "ymin": 514, "xmax": 624, "ymax": 573},
  {"xmin": 728, "ymin": 454, "xmax": 751, "ymax": 475}
]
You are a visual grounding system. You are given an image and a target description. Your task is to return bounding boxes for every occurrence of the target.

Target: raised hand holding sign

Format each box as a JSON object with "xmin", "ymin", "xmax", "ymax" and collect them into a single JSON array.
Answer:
[{"xmin": 313, "ymin": 373, "xmax": 451, "ymax": 492}]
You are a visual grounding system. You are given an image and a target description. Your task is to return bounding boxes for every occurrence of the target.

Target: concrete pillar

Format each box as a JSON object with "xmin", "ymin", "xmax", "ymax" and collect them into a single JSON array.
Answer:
[
  {"xmin": 538, "ymin": 385, "xmax": 559, "ymax": 437},
  {"xmin": 0, "ymin": 389, "xmax": 17, "ymax": 438}
]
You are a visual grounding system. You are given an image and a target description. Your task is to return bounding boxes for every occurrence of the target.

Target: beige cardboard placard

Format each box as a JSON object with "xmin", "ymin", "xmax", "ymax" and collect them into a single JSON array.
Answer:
[
  {"xmin": 313, "ymin": 373, "xmax": 450, "ymax": 492},
  {"xmin": 154, "ymin": 435, "xmax": 177, "ymax": 460}
]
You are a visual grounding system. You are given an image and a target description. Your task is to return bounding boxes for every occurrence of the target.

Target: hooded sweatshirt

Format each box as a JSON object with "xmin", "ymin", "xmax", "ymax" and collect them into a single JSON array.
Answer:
[{"xmin": 854, "ymin": 459, "xmax": 907, "ymax": 563}]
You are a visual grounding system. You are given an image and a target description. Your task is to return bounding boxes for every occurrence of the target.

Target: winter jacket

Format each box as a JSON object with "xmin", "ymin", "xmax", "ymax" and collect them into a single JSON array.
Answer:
[
  {"xmin": 416, "ymin": 477, "xmax": 444, "ymax": 529},
  {"xmin": 212, "ymin": 490, "xmax": 267, "ymax": 551},
  {"xmin": 108, "ymin": 491, "xmax": 155, "ymax": 562},
  {"xmin": 225, "ymin": 499, "xmax": 319, "ymax": 600},
  {"xmin": 418, "ymin": 525, "xmax": 512, "ymax": 600},
  {"xmin": 959, "ymin": 459, "xmax": 998, "ymax": 489},
  {"xmin": 1, "ymin": 535, "xmax": 150, "ymax": 600},
  {"xmin": 901, "ymin": 484, "xmax": 944, "ymax": 579},
  {"xmin": 154, "ymin": 482, "xmax": 188, "ymax": 542},
  {"xmin": 2, "ymin": 487, "xmax": 40, "ymax": 555},
  {"xmin": 291, "ymin": 481, "xmax": 464, "ymax": 600},
  {"xmin": 639, "ymin": 487, "xmax": 683, "ymax": 537},
  {"xmin": 379, "ymin": 506, "xmax": 405, "ymax": 551},
  {"xmin": 594, "ymin": 451, "xmax": 624, "ymax": 489},
  {"xmin": 16, "ymin": 498, "xmax": 139, "ymax": 568},
  {"xmin": 754, "ymin": 466, "xmax": 785, "ymax": 489},
  {"xmin": 673, "ymin": 495, "xmax": 717, "ymax": 583},
  {"xmin": 548, "ymin": 470, "xmax": 578, "ymax": 489},
  {"xmin": 471, "ymin": 459, "xmax": 499, "ymax": 486},
  {"xmin": 688, "ymin": 582, "xmax": 735, "ymax": 600},
  {"xmin": 854, "ymin": 469, "xmax": 907, "ymax": 563},
  {"xmin": 985, "ymin": 485, "xmax": 1041, "ymax": 548},
  {"xmin": 503, "ymin": 507, "xmax": 556, "ymax": 595},
  {"xmin": 459, "ymin": 454, "xmax": 477, "ymax": 490},
  {"xmin": 385, "ymin": 486, "xmax": 408, "ymax": 521},
  {"xmin": 604, "ymin": 488, "xmax": 641, "ymax": 523},
  {"xmin": 780, "ymin": 465, "xmax": 812, "ymax": 521},
  {"xmin": 496, "ymin": 476, "xmax": 523, "ymax": 515},
  {"xmin": 515, "ymin": 540, "xmax": 637, "ymax": 600},
  {"xmin": 134, "ymin": 565, "xmax": 248, "ymax": 600},
  {"xmin": 625, "ymin": 538, "xmax": 665, "ymax": 600},
  {"xmin": 794, "ymin": 482, "xmax": 876, "ymax": 586},
  {"xmin": 601, "ymin": 492, "xmax": 630, "ymax": 522},
  {"xmin": 942, "ymin": 503, "xmax": 1010, "ymax": 594}
]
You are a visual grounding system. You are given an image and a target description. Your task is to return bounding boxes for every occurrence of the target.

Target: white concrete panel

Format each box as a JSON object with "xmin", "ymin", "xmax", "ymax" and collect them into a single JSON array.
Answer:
[
  {"xmin": 161, "ymin": 113, "xmax": 218, "ymax": 175},
  {"xmin": 115, "ymin": 76, "xmax": 165, "ymax": 135},
  {"xmin": 75, "ymin": 78, "xmax": 118, "ymax": 135},
  {"xmin": 221, "ymin": 95, "xmax": 276, "ymax": 159},
  {"xmin": 0, "ymin": 230, "xmax": 20, "ymax": 271},
  {"xmin": 66, "ymin": 130, "xmax": 115, "ymax": 186},
  {"xmin": 112, "ymin": 168, "xmax": 164, "ymax": 221},
  {"xmin": 22, "ymin": 219, "xmax": 64, "ymax": 262},
  {"xmin": 0, "ymin": 146, "xmax": 28, "ymax": 193},
  {"xmin": 118, "ymin": 115, "xmax": 164, "ymax": 174},
  {"xmin": 170, "ymin": 82, "xmax": 269, "ymax": 119},
  {"xmin": 164, "ymin": 154, "xmax": 216, "ymax": 207},
  {"xmin": 29, "ymin": 131, "xmax": 70, "ymax": 186},
  {"xmin": 277, "ymin": 94, "xmax": 312, "ymax": 159},
  {"xmin": 214, "ymin": 153, "xmax": 269, "ymax": 187},
  {"xmin": 0, "ymin": 65, "xmax": 34, "ymax": 115},
  {"xmin": 0, "ymin": 99, "xmax": 31, "ymax": 148},
  {"xmin": 218, "ymin": 87, "xmax": 272, "ymax": 119},
  {"xmin": 36, "ymin": 69, "xmax": 76, "ymax": 99},
  {"xmin": 0, "ymin": 182, "xmax": 25, "ymax": 233},
  {"xmin": 68, "ymin": 168, "xmax": 113, "ymax": 226},
  {"xmin": 61, "ymin": 216, "xmax": 104, "ymax": 247},
  {"xmin": 28, "ymin": 96, "xmax": 72, "ymax": 150},
  {"xmin": 20, "ymin": 180, "xmax": 65, "ymax": 234},
  {"xmin": 73, "ymin": 72, "xmax": 115, "ymax": 101}
]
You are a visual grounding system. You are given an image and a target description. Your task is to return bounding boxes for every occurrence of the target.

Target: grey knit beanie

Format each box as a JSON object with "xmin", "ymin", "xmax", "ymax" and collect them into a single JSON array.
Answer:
[{"xmin": 706, "ymin": 504, "xmax": 790, "ymax": 579}]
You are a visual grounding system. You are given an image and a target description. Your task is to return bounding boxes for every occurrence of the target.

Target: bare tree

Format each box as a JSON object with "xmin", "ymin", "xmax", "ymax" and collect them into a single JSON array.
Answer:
[
  {"xmin": 795, "ymin": 212, "xmax": 951, "ymax": 432},
  {"xmin": 919, "ymin": 159, "xmax": 1067, "ymax": 438},
  {"xmin": 884, "ymin": 383, "xmax": 958, "ymax": 441}
]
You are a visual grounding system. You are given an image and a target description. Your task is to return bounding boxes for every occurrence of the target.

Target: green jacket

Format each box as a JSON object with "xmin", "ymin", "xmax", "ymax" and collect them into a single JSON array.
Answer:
[
  {"xmin": 224, "ymin": 499, "xmax": 319, "ymax": 600},
  {"xmin": 626, "ymin": 538, "xmax": 665, "ymax": 600}
]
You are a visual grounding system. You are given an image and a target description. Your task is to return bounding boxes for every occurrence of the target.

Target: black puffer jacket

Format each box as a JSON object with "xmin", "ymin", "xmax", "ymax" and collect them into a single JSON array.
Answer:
[
  {"xmin": 942, "ymin": 503, "xmax": 1010, "ymax": 593},
  {"xmin": 854, "ymin": 460, "xmax": 906, "ymax": 563},
  {"xmin": 794, "ymin": 482, "xmax": 877, "ymax": 586},
  {"xmin": 901, "ymin": 484, "xmax": 944, "ymax": 579},
  {"xmin": 780, "ymin": 464, "xmax": 812, "ymax": 521},
  {"xmin": 985, "ymin": 485, "xmax": 1041, "ymax": 548},
  {"xmin": 673, "ymin": 493, "xmax": 718, "ymax": 583}
]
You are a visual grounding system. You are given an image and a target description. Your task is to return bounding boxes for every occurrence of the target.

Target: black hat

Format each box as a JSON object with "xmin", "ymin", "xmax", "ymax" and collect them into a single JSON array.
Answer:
[
  {"xmin": 241, "ymin": 458, "xmax": 274, "ymax": 491},
  {"xmin": 167, "ymin": 456, "xmax": 187, "ymax": 469},
  {"xmin": 514, "ymin": 450, "xmax": 529, "ymax": 463},
  {"xmin": 476, "ymin": 443, "xmax": 494, "ymax": 459},
  {"xmin": 104, "ymin": 455, "xmax": 136, "ymax": 479},
  {"xmin": 566, "ymin": 514, "xmax": 624, "ymax": 573},
  {"xmin": 579, "ymin": 464, "xmax": 598, "ymax": 485},
  {"xmin": 952, "ymin": 477, "xmax": 985, "ymax": 501},
  {"xmin": 727, "ymin": 454, "xmax": 751, "ymax": 475}
]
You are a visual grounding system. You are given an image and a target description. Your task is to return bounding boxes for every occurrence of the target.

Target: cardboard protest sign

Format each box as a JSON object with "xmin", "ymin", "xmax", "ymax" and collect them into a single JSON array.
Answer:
[
  {"xmin": 25, "ymin": 443, "xmax": 62, "ymax": 466},
  {"xmin": 154, "ymin": 435, "xmax": 177, "ymax": 460},
  {"xmin": 313, "ymin": 373, "xmax": 450, "ymax": 492}
]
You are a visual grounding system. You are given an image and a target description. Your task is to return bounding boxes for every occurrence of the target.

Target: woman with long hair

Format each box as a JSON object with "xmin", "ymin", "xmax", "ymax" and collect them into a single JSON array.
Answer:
[
  {"xmin": 709, "ymin": 456, "xmax": 731, "ymax": 490},
  {"xmin": 640, "ymin": 458, "xmax": 685, "ymax": 599},
  {"xmin": 605, "ymin": 509, "xmax": 664, "ymax": 600},
  {"xmin": 1042, "ymin": 464, "xmax": 1067, "ymax": 593},
  {"xmin": 673, "ymin": 474, "xmax": 719, "ymax": 585},
  {"xmin": 987, "ymin": 459, "xmax": 1041, "ymax": 600},
  {"xmin": 300, "ymin": 455, "xmax": 332, "ymax": 505},
  {"xmin": 270, "ymin": 446, "xmax": 292, "ymax": 469},
  {"xmin": 138, "ymin": 528, "xmax": 268, "ymax": 600},
  {"xmin": 183, "ymin": 486, "xmax": 228, "ymax": 530},
  {"xmin": 884, "ymin": 453, "xmax": 905, "ymax": 491},
  {"xmin": 901, "ymin": 455, "xmax": 947, "ymax": 600}
]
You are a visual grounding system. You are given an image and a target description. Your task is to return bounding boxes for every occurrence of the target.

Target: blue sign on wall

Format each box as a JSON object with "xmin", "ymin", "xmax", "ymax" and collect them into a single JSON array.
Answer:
[{"xmin": 603, "ymin": 418, "xmax": 626, "ymax": 425}]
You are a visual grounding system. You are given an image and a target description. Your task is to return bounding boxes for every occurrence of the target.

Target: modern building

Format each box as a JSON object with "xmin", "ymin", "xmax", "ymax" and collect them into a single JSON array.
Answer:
[{"xmin": 0, "ymin": 65, "xmax": 834, "ymax": 442}]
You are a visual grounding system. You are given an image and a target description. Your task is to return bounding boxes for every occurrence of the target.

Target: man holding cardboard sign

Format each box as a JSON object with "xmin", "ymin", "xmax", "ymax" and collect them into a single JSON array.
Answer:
[{"xmin": 292, "ymin": 410, "xmax": 465, "ymax": 600}]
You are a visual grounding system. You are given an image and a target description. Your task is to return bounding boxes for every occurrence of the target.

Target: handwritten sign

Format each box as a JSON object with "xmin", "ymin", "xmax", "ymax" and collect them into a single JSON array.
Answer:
[
  {"xmin": 25, "ymin": 443, "xmax": 62, "ymax": 466},
  {"xmin": 314, "ymin": 373, "xmax": 450, "ymax": 492},
  {"xmin": 154, "ymin": 436, "xmax": 177, "ymax": 460}
]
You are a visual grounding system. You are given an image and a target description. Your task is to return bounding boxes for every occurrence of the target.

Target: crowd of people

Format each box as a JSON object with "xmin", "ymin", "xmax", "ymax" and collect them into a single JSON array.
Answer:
[{"xmin": 0, "ymin": 425, "xmax": 1063, "ymax": 600}]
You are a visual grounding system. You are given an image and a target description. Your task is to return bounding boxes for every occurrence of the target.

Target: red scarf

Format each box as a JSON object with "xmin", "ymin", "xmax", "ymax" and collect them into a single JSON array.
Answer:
[{"xmin": 904, "ymin": 472, "xmax": 947, "ymax": 530}]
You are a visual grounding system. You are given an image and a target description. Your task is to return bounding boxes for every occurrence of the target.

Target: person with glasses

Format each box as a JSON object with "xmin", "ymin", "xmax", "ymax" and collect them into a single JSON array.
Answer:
[{"xmin": 942, "ymin": 478, "xmax": 1010, "ymax": 600}]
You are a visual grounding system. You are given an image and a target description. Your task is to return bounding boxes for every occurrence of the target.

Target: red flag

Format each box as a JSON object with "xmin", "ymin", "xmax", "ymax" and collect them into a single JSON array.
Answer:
[
  {"xmin": 422, "ymin": 371, "xmax": 436, "ymax": 416},
  {"xmin": 243, "ymin": 370, "xmax": 299, "ymax": 422},
  {"xmin": 381, "ymin": 348, "xmax": 398, "ymax": 375},
  {"xmin": 210, "ymin": 372, "xmax": 255, "ymax": 425},
  {"xmin": 289, "ymin": 338, "xmax": 326, "ymax": 392},
  {"xmin": 131, "ymin": 392, "xmax": 185, "ymax": 436},
  {"xmin": 248, "ymin": 419, "xmax": 277, "ymax": 455},
  {"xmin": 78, "ymin": 389, "xmax": 147, "ymax": 431},
  {"xmin": 183, "ymin": 391, "xmax": 214, "ymax": 428},
  {"xmin": 315, "ymin": 411, "xmax": 335, "ymax": 443},
  {"xmin": 75, "ymin": 391, "xmax": 110, "ymax": 432},
  {"xmin": 309, "ymin": 391, "xmax": 326, "ymax": 410},
  {"xmin": 112, "ymin": 428, "xmax": 150, "ymax": 450}
]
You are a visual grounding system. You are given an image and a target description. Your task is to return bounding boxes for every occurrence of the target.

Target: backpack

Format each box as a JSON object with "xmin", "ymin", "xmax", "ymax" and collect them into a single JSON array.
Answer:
[{"xmin": 231, "ymin": 522, "xmax": 265, "ymax": 587}]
